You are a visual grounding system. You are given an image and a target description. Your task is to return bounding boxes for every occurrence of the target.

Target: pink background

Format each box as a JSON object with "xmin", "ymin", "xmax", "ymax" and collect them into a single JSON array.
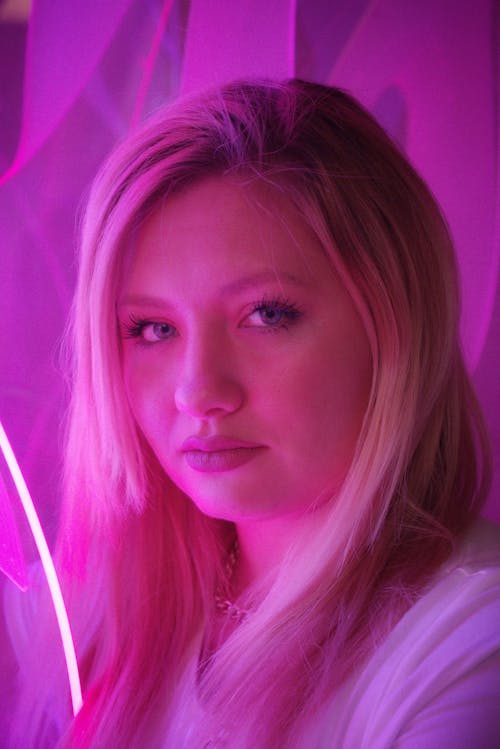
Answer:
[{"xmin": 0, "ymin": 0, "xmax": 498, "ymax": 556}]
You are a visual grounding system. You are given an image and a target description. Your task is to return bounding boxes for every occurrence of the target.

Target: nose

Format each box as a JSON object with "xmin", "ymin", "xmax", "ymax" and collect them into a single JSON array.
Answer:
[{"xmin": 174, "ymin": 326, "xmax": 244, "ymax": 418}]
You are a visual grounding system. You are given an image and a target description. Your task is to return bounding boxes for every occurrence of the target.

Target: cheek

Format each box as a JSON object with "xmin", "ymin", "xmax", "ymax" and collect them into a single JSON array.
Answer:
[
  {"xmin": 326, "ymin": 340, "xmax": 372, "ymax": 422},
  {"xmin": 283, "ymin": 333, "xmax": 372, "ymax": 456},
  {"xmin": 122, "ymin": 355, "xmax": 169, "ymax": 439}
]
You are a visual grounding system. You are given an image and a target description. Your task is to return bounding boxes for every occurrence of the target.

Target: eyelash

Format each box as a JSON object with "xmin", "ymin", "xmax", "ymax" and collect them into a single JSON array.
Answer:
[
  {"xmin": 247, "ymin": 295, "xmax": 304, "ymax": 333},
  {"xmin": 121, "ymin": 295, "xmax": 304, "ymax": 342}
]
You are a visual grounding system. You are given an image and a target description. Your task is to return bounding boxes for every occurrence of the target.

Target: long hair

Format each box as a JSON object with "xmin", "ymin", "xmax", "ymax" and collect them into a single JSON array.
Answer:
[{"xmin": 13, "ymin": 79, "xmax": 491, "ymax": 748}]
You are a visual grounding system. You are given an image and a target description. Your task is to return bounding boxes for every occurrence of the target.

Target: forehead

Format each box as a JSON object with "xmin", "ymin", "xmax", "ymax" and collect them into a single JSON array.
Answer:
[{"xmin": 122, "ymin": 176, "xmax": 337, "ymax": 300}]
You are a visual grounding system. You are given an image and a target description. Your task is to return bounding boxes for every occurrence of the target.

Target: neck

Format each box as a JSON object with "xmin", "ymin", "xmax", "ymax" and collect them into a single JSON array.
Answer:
[{"xmin": 232, "ymin": 502, "xmax": 332, "ymax": 596}]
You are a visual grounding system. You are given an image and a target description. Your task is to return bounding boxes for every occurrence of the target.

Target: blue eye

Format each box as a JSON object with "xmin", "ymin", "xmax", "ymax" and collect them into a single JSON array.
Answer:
[
  {"xmin": 121, "ymin": 317, "xmax": 176, "ymax": 343},
  {"xmin": 245, "ymin": 297, "xmax": 303, "ymax": 332},
  {"xmin": 120, "ymin": 296, "xmax": 304, "ymax": 344}
]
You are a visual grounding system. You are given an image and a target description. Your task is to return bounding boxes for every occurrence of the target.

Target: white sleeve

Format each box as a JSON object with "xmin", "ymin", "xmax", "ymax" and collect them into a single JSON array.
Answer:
[{"xmin": 393, "ymin": 648, "xmax": 500, "ymax": 749}]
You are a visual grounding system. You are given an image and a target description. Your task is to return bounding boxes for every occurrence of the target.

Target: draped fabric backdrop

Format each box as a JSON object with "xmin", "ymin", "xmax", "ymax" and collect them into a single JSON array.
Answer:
[{"xmin": 0, "ymin": 0, "xmax": 499, "ymax": 722}]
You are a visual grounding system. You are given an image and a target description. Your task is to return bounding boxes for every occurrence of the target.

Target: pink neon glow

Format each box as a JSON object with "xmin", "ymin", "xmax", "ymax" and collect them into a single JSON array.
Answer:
[
  {"xmin": 0, "ymin": 4, "xmax": 498, "ymax": 741},
  {"xmin": 0, "ymin": 421, "xmax": 83, "ymax": 717},
  {"xmin": 0, "ymin": 8, "xmax": 496, "ymax": 649}
]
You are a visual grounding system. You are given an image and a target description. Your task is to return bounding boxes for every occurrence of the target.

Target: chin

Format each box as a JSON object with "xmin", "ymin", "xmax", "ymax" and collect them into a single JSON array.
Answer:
[
  {"xmin": 188, "ymin": 498, "xmax": 260, "ymax": 523},
  {"xmin": 186, "ymin": 492, "xmax": 298, "ymax": 524}
]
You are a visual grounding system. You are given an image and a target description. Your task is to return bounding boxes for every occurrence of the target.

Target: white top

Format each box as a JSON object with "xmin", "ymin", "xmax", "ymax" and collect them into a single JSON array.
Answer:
[
  {"xmin": 4, "ymin": 519, "xmax": 500, "ymax": 748},
  {"xmin": 158, "ymin": 518, "xmax": 500, "ymax": 748},
  {"xmin": 305, "ymin": 518, "xmax": 500, "ymax": 748}
]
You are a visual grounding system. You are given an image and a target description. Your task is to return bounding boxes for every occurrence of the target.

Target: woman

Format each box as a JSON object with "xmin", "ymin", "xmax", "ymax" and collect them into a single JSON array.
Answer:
[{"xmin": 8, "ymin": 78, "xmax": 500, "ymax": 748}]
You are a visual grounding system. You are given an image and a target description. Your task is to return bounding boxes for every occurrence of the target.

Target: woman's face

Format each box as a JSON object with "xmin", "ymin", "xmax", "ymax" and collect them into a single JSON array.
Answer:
[{"xmin": 118, "ymin": 176, "xmax": 372, "ymax": 523}]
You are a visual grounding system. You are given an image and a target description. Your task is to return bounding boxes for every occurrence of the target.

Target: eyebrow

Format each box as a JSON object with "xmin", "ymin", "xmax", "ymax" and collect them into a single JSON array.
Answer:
[{"xmin": 119, "ymin": 270, "xmax": 311, "ymax": 308}]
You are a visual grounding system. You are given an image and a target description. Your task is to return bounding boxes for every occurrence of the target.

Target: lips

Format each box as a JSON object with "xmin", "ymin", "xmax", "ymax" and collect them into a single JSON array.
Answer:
[
  {"xmin": 181, "ymin": 435, "xmax": 264, "ymax": 452},
  {"xmin": 180, "ymin": 435, "xmax": 266, "ymax": 473}
]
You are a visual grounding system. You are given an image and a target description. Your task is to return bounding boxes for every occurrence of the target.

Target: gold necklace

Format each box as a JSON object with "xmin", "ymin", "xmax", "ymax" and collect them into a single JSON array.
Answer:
[{"xmin": 214, "ymin": 538, "xmax": 248, "ymax": 622}]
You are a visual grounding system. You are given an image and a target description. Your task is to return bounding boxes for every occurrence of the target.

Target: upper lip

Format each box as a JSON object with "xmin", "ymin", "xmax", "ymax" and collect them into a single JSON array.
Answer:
[{"xmin": 181, "ymin": 435, "xmax": 264, "ymax": 452}]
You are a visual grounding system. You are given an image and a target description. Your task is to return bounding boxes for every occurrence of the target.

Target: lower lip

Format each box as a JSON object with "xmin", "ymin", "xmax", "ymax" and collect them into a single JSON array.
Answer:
[{"xmin": 183, "ymin": 447, "xmax": 264, "ymax": 473}]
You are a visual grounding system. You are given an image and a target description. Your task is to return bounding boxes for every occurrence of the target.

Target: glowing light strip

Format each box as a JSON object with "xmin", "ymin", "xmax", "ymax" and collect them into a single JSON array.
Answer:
[{"xmin": 0, "ymin": 420, "xmax": 83, "ymax": 716}]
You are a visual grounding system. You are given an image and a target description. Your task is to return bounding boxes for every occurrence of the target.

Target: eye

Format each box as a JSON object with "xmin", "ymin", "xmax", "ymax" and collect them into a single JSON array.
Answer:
[
  {"xmin": 244, "ymin": 296, "xmax": 303, "ymax": 332},
  {"xmin": 121, "ymin": 317, "xmax": 176, "ymax": 343}
]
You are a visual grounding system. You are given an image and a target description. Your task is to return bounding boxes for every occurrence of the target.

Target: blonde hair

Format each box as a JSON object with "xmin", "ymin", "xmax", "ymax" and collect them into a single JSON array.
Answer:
[{"xmin": 14, "ymin": 79, "xmax": 491, "ymax": 748}]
